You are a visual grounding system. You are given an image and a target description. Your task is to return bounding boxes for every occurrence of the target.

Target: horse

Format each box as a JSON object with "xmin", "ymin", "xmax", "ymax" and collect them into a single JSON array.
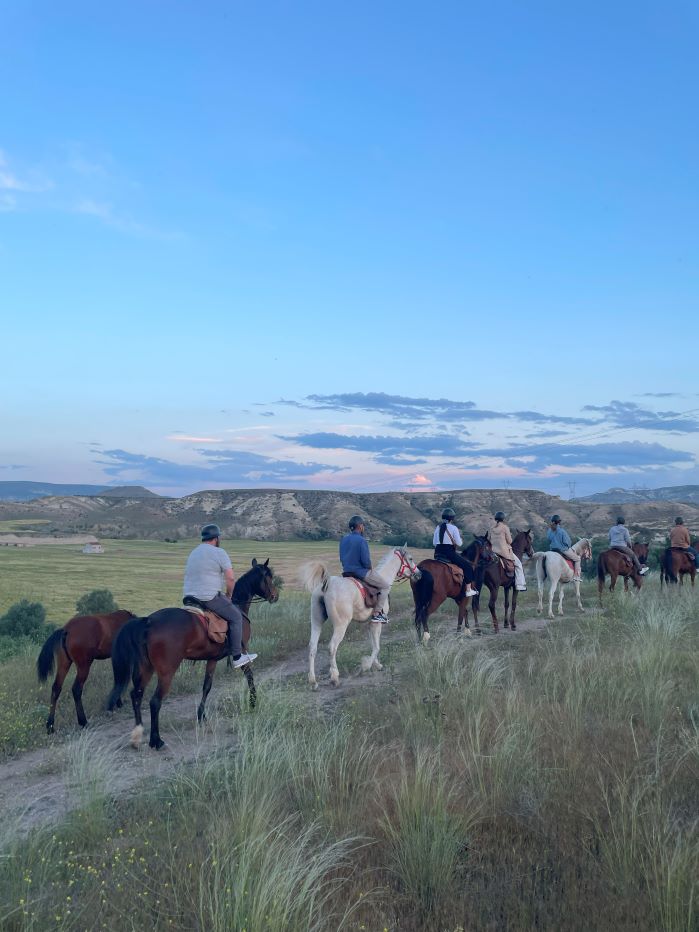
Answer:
[
  {"xmin": 660, "ymin": 546, "xmax": 697, "ymax": 587},
  {"xmin": 107, "ymin": 559, "xmax": 279, "ymax": 750},
  {"xmin": 532, "ymin": 538, "xmax": 592, "ymax": 618},
  {"xmin": 411, "ymin": 536, "xmax": 491, "ymax": 642},
  {"xmin": 302, "ymin": 545, "xmax": 421, "ymax": 690},
  {"xmin": 469, "ymin": 530, "xmax": 535, "ymax": 634},
  {"xmin": 597, "ymin": 542, "xmax": 649, "ymax": 600},
  {"xmin": 37, "ymin": 609, "xmax": 136, "ymax": 733}
]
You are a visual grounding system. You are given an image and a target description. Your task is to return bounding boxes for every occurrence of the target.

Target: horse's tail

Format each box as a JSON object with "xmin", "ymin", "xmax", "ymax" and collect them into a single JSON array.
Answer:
[
  {"xmin": 299, "ymin": 561, "xmax": 329, "ymax": 593},
  {"xmin": 664, "ymin": 549, "xmax": 678, "ymax": 584},
  {"xmin": 412, "ymin": 568, "xmax": 434, "ymax": 628},
  {"xmin": 36, "ymin": 628, "xmax": 65, "ymax": 682},
  {"xmin": 107, "ymin": 617, "xmax": 148, "ymax": 711}
]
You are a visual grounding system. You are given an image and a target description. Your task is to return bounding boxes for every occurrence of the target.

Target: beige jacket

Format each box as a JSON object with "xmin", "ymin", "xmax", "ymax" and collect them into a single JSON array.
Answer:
[
  {"xmin": 670, "ymin": 525, "xmax": 691, "ymax": 548},
  {"xmin": 490, "ymin": 522, "xmax": 514, "ymax": 559}
]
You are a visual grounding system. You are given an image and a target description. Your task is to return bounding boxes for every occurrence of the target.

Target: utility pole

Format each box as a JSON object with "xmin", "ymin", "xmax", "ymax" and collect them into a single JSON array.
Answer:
[{"xmin": 567, "ymin": 481, "xmax": 577, "ymax": 500}]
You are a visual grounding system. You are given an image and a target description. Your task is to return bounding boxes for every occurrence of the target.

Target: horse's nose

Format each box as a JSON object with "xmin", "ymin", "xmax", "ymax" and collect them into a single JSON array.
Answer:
[{"xmin": 413, "ymin": 569, "xmax": 422, "ymax": 581}]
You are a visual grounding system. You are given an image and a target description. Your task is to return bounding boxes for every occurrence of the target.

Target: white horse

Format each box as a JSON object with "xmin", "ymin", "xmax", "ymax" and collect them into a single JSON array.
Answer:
[
  {"xmin": 531, "ymin": 538, "xmax": 592, "ymax": 619},
  {"xmin": 301, "ymin": 545, "xmax": 421, "ymax": 690}
]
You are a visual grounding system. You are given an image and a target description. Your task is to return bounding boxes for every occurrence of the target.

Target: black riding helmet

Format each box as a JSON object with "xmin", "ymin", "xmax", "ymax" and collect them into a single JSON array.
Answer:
[
  {"xmin": 201, "ymin": 524, "xmax": 222, "ymax": 541},
  {"xmin": 441, "ymin": 507, "xmax": 456, "ymax": 520},
  {"xmin": 494, "ymin": 511, "xmax": 505, "ymax": 521},
  {"xmin": 348, "ymin": 515, "xmax": 364, "ymax": 529}
]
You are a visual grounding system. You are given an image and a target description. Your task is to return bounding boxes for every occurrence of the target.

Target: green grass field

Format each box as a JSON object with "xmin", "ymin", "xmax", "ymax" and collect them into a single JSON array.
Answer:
[{"xmin": 0, "ymin": 541, "xmax": 697, "ymax": 931}]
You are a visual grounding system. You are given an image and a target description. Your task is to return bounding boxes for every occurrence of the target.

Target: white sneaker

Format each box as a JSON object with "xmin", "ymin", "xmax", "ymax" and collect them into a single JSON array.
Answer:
[
  {"xmin": 371, "ymin": 611, "xmax": 388, "ymax": 624},
  {"xmin": 639, "ymin": 567, "xmax": 649, "ymax": 576},
  {"xmin": 465, "ymin": 587, "xmax": 478, "ymax": 598},
  {"xmin": 516, "ymin": 586, "xmax": 527, "ymax": 592},
  {"xmin": 232, "ymin": 652, "xmax": 258, "ymax": 668}
]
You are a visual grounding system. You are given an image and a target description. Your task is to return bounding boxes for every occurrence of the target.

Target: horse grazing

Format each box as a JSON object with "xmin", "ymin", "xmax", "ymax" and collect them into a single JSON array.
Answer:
[
  {"xmin": 660, "ymin": 546, "xmax": 697, "ymax": 587},
  {"xmin": 469, "ymin": 530, "xmax": 534, "ymax": 634},
  {"xmin": 411, "ymin": 536, "xmax": 490, "ymax": 642},
  {"xmin": 532, "ymin": 539, "xmax": 592, "ymax": 619},
  {"xmin": 107, "ymin": 559, "xmax": 279, "ymax": 750},
  {"xmin": 303, "ymin": 546, "xmax": 421, "ymax": 690},
  {"xmin": 37, "ymin": 610, "xmax": 136, "ymax": 733},
  {"xmin": 597, "ymin": 542, "xmax": 649, "ymax": 600}
]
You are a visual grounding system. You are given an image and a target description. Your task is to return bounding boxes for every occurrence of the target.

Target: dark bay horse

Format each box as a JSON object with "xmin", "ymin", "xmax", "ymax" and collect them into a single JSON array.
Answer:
[
  {"xmin": 597, "ymin": 542, "xmax": 649, "ymax": 599},
  {"xmin": 411, "ymin": 537, "xmax": 490, "ymax": 642},
  {"xmin": 37, "ymin": 609, "xmax": 136, "ymax": 733},
  {"xmin": 660, "ymin": 547, "xmax": 697, "ymax": 587},
  {"xmin": 107, "ymin": 559, "xmax": 278, "ymax": 750},
  {"xmin": 469, "ymin": 530, "xmax": 534, "ymax": 634}
]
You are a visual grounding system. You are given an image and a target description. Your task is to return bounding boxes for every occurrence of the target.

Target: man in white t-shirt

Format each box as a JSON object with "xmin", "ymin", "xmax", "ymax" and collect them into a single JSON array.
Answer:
[{"xmin": 183, "ymin": 524, "xmax": 257, "ymax": 668}]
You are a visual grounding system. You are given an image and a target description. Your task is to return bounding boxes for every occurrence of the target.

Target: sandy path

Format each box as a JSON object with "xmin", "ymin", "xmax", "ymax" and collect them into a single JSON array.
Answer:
[{"xmin": 0, "ymin": 610, "xmax": 558, "ymax": 837}]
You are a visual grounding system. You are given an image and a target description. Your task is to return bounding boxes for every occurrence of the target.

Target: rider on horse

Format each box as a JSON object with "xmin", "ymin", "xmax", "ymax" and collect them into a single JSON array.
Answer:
[
  {"xmin": 183, "ymin": 524, "xmax": 257, "ymax": 667},
  {"xmin": 547, "ymin": 515, "xmax": 582, "ymax": 581},
  {"xmin": 490, "ymin": 512, "xmax": 527, "ymax": 591},
  {"xmin": 432, "ymin": 507, "xmax": 478, "ymax": 599},
  {"xmin": 608, "ymin": 517, "xmax": 649, "ymax": 576},
  {"xmin": 669, "ymin": 516, "xmax": 698, "ymax": 564},
  {"xmin": 339, "ymin": 515, "xmax": 391, "ymax": 623}
]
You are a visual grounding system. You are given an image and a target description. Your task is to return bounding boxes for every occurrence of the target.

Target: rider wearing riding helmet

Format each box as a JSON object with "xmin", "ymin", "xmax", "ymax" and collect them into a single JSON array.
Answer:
[
  {"xmin": 547, "ymin": 514, "xmax": 582, "ymax": 581},
  {"xmin": 489, "ymin": 511, "xmax": 527, "ymax": 591},
  {"xmin": 608, "ymin": 516, "xmax": 649, "ymax": 575},
  {"xmin": 433, "ymin": 508, "xmax": 478, "ymax": 598},
  {"xmin": 183, "ymin": 524, "xmax": 257, "ymax": 667},
  {"xmin": 339, "ymin": 515, "xmax": 391, "ymax": 623}
]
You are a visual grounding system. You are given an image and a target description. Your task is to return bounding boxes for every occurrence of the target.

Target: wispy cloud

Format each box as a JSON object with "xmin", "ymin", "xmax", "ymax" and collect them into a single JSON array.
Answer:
[
  {"xmin": 166, "ymin": 435, "xmax": 225, "ymax": 443},
  {"xmin": 582, "ymin": 400, "xmax": 699, "ymax": 432},
  {"xmin": 0, "ymin": 150, "xmax": 51, "ymax": 193}
]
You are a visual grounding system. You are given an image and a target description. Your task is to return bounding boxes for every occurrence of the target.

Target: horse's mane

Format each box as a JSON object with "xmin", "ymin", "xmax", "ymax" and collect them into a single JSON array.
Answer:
[
  {"xmin": 375, "ymin": 545, "xmax": 405, "ymax": 574},
  {"xmin": 572, "ymin": 538, "xmax": 591, "ymax": 553}
]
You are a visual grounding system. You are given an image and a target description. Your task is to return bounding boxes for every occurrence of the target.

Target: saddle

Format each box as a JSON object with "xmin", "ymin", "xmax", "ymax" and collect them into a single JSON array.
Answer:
[
  {"xmin": 497, "ymin": 556, "xmax": 515, "ymax": 578},
  {"xmin": 182, "ymin": 596, "xmax": 228, "ymax": 645},
  {"xmin": 551, "ymin": 549, "xmax": 575, "ymax": 572},
  {"xmin": 342, "ymin": 572, "xmax": 381, "ymax": 609}
]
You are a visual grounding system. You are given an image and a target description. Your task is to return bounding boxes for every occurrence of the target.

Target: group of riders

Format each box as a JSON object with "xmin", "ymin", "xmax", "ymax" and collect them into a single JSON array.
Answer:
[{"xmin": 184, "ymin": 510, "xmax": 696, "ymax": 657}]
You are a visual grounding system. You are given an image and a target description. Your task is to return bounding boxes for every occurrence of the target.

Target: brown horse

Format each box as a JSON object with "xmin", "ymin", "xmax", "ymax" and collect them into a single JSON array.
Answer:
[
  {"xmin": 107, "ymin": 559, "xmax": 278, "ymax": 750},
  {"xmin": 660, "ymin": 547, "xmax": 697, "ymax": 587},
  {"xmin": 469, "ymin": 530, "xmax": 534, "ymax": 633},
  {"xmin": 37, "ymin": 609, "xmax": 136, "ymax": 733},
  {"xmin": 597, "ymin": 542, "xmax": 650, "ymax": 599},
  {"xmin": 411, "ymin": 536, "xmax": 491, "ymax": 642}
]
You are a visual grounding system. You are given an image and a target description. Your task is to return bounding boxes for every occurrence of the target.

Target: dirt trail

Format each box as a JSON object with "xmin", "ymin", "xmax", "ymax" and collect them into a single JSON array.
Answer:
[{"xmin": 0, "ymin": 611, "xmax": 556, "ymax": 837}]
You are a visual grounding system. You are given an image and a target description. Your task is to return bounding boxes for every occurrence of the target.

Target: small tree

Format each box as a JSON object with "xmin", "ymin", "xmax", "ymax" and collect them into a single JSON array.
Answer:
[
  {"xmin": 75, "ymin": 589, "xmax": 119, "ymax": 615},
  {"xmin": 0, "ymin": 600, "xmax": 47, "ymax": 638}
]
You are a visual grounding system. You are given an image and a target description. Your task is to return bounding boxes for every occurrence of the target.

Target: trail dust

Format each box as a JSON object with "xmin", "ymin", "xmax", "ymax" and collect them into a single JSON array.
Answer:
[{"xmin": 0, "ymin": 610, "xmax": 557, "ymax": 836}]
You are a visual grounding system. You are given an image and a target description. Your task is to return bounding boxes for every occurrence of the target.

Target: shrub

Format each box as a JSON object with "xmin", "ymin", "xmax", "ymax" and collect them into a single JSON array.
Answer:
[
  {"xmin": 75, "ymin": 589, "xmax": 119, "ymax": 615},
  {"xmin": 0, "ymin": 599, "xmax": 47, "ymax": 639}
]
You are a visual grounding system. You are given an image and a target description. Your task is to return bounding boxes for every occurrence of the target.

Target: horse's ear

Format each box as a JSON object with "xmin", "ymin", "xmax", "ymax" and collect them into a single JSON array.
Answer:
[
  {"xmin": 252, "ymin": 558, "xmax": 258, "ymax": 566},
  {"xmin": 527, "ymin": 528, "xmax": 531, "ymax": 534},
  {"xmin": 264, "ymin": 557, "xmax": 269, "ymax": 566},
  {"xmin": 403, "ymin": 541, "xmax": 407, "ymax": 549}
]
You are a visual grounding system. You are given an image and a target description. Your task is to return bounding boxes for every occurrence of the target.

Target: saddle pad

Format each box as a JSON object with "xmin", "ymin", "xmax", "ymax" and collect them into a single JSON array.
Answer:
[
  {"xmin": 347, "ymin": 577, "xmax": 381, "ymax": 610},
  {"xmin": 498, "ymin": 556, "xmax": 515, "ymax": 576},
  {"xmin": 182, "ymin": 605, "xmax": 228, "ymax": 644},
  {"xmin": 564, "ymin": 558, "xmax": 575, "ymax": 572},
  {"xmin": 445, "ymin": 564, "xmax": 464, "ymax": 585}
]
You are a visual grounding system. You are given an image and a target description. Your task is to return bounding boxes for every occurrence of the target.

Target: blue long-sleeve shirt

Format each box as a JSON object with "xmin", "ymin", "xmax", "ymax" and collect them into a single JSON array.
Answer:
[
  {"xmin": 339, "ymin": 531, "xmax": 371, "ymax": 577},
  {"xmin": 547, "ymin": 526, "xmax": 572, "ymax": 551}
]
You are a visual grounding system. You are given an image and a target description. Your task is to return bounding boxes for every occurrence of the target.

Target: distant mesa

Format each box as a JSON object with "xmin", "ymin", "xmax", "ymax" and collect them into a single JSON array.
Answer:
[
  {"xmin": 0, "ymin": 482, "xmax": 160, "ymax": 502},
  {"xmin": 575, "ymin": 485, "xmax": 699, "ymax": 505}
]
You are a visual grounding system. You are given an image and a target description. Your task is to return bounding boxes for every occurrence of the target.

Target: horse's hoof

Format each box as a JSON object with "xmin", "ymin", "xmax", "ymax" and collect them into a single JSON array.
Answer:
[
  {"xmin": 423, "ymin": 631, "xmax": 430, "ymax": 643},
  {"xmin": 510, "ymin": 624, "xmax": 516, "ymax": 632},
  {"xmin": 372, "ymin": 661, "xmax": 383, "ymax": 671},
  {"xmin": 150, "ymin": 738, "xmax": 165, "ymax": 751},
  {"xmin": 116, "ymin": 698, "xmax": 123, "ymax": 709},
  {"xmin": 310, "ymin": 682, "xmax": 318, "ymax": 692}
]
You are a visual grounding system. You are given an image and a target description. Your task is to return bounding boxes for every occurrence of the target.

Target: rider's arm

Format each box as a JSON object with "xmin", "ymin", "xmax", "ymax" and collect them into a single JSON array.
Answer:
[
  {"xmin": 223, "ymin": 567, "xmax": 235, "ymax": 598},
  {"xmin": 361, "ymin": 537, "xmax": 372, "ymax": 571}
]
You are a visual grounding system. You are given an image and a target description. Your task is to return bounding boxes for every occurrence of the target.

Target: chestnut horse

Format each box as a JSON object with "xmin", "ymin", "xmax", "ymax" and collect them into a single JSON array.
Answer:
[
  {"xmin": 107, "ymin": 559, "xmax": 278, "ymax": 750},
  {"xmin": 597, "ymin": 542, "xmax": 649, "ymax": 599},
  {"xmin": 37, "ymin": 609, "xmax": 135, "ymax": 733},
  {"xmin": 660, "ymin": 547, "xmax": 697, "ymax": 587},
  {"xmin": 470, "ymin": 530, "xmax": 534, "ymax": 634},
  {"xmin": 411, "ymin": 536, "xmax": 491, "ymax": 642}
]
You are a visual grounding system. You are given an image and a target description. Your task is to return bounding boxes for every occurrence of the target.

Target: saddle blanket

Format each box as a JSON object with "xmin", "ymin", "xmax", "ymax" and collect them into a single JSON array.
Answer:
[
  {"xmin": 497, "ymin": 556, "xmax": 515, "ymax": 577},
  {"xmin": 343, "ymin": 574, "xmax": 381, "ymax": 609},
  {"xmin": 423, "ymin": 559, "xmax": 463, "ymax": 586},
  {"xmin": 182, "ymin": 605, "xmax": 228, "ymax": 644}
]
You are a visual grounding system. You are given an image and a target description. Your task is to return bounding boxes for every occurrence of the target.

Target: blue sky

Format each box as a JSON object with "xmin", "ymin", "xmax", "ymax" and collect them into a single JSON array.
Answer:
[{"xmin": 1, "ymin": 1, "xmax": 697, "ymax": 498}]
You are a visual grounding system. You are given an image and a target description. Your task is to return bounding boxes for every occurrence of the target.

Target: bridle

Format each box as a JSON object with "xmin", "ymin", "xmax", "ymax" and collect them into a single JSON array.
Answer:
[{"xmin": 394, "ymin": 548, "xmax": 420, "ymax": 582}]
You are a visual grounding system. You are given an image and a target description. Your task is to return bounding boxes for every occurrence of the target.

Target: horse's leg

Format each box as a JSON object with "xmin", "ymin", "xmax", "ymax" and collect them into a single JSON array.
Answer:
[
  {"xmin": 308, "ymin": 597, "xmax": 324, "ymax": 690},
  {"xmin": 46, "ymin": 648, "xmax": 71, "ymax": 734},
  {"xmin": 328, "ymin": 618, "xmax": 351, "ymax": 687},
  {"xmin": 575, "ymin": 579, "xmax": 584, "ymax": 613},
  {"xmin": 503, "ymin": 585, "xmax": 510, "ymax": 629},
  {"xmin": 472, "ymin": 591, "xmax": 482, "ymax": 635},
  {"xmin": 149, "ymin": 671, "xmax": 174, "ymax": 750},
  {"xmin": 457, "ymin": 597, "xmax": 472, "ymax": 637},
  {"xmin": 548, "ymin": 579, "xmax": 557, "ymax": 619},
  {"xmin": 509, "ymin": 586, "xmax": 517, "ymax": 631},
  {"xmin": 242, "ymin": 664, "xmax": 257, "ymax": 709},
  {"xmin": 558, "ymin": 585, "xmax": 564, "ymax": 616},
  {"xmin": 129, "ymin": 661, "xmax": 153, "ymax": 748},
  {"xmin": 536, "ymin": 563, "xmax": 544, "ymax": 615},
  {"xmin": 488, "ymin": 580, "xmax": 499, "ymax": 633},
  {"xmin": 197, "ymin": 658, "xmax": 217, "ymax": 723},
  {"xmin": 362, "ymin": 621, "xmax": 383, "ymax": 672},
  {"xmin": 71, "ymin": 660, "xmax": 93, "ymax": 729},
  {"xmin": 609, "ymin": 572, "xmax": 617, "ymax": 592}
]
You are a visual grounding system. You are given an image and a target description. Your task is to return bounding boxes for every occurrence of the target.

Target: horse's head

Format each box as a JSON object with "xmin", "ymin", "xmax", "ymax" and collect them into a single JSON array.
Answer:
[
  {"xmin": 513, "ymin": 528, "xmax": 534, "ymax": 559},
  {"xmin": 395, "ymin": 545, "xmax": 422, "ymax": 581},
  {"xmin": 250, "ymin": 557, "xmax": 280, "ymax": 603},
  {"xmin": 633, "ymin": 542, "xmax": 650, "ymax": 565},
  {"xmin": 576, "ymin": 538, "xmax": 592, "ymax": 561},
  {"xmin": 464, "ymin": 534, "xmax": 493, "ymax": 564}
]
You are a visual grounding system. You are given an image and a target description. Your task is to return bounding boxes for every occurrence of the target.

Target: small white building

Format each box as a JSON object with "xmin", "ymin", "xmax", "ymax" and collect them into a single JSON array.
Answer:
[{"xmin": 82, "ymin": 542, "xmax": 104, "ymax": 554}]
